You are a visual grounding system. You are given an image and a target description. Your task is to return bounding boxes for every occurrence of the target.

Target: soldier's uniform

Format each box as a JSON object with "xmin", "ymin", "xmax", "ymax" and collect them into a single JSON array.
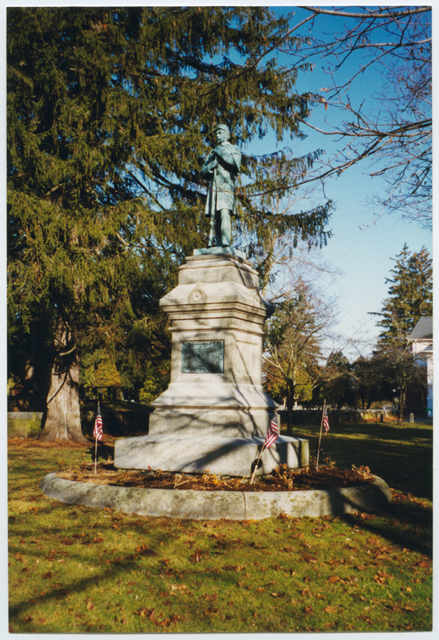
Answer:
[{"xmin": 200, "ymin": 125, "xmax": 241, "ymax": 247}]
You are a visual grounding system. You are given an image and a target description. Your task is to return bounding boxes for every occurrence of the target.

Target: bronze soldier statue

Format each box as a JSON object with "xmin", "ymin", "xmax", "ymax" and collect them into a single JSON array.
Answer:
[{"xmin": 200, "ymin": 124, "xmax": 241, "ymax": 248}]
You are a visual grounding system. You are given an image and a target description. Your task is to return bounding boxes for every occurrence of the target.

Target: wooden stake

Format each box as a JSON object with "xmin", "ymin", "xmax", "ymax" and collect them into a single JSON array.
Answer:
[{"xmin": 249, "ymin": 444, "xmax": 266, "ymax": 485}]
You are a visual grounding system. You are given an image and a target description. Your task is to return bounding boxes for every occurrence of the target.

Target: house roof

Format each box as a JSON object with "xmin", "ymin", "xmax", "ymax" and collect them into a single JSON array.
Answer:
[{"xmin": 409, "ymin": 316, "xmax": 433, "ymax": 340}]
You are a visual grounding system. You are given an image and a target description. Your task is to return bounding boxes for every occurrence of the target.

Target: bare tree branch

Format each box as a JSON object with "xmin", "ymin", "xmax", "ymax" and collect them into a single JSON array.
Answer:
[
  {"xmin": 280, "ymin": 6, "xmax": 432, "ymax": 228},
  {"xmin": 301, "ymin": 6, "xmax": 430, "ymax": 20}
]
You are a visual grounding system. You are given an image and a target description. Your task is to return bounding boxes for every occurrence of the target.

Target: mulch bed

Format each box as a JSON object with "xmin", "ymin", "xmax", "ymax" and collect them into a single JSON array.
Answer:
[
  {"xmin": 56, "ymin": 463, "xmax": 375, "ymax": 492},
  {"xmin": 10, "ymin": 436, "xmax": 376, "ymax": 492}
]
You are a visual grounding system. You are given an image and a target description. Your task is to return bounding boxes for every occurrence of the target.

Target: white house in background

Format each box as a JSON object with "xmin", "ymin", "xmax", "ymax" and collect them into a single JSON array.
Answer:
[{"xmin": 408, "ymin": 316, "xmax": 433, "ymax": 417}]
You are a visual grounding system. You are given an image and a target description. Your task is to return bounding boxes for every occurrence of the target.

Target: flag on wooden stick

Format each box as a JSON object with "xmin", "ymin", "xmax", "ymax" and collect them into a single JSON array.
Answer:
[
  {"xmin": 322, "ymin": 404, "xmax": 330, "ymax": 434},
  {"xmin": 264, "ymin": 416, "xmax": 279, "ymax": 449},
  {"xmin": 249, "ymin": 415, "xmax": 279, "ymax": 484},
  {"xmin": 93, "ymin": 403, "xmax": 103, "ymax": 476},
  {"xmin": 93, "ymin": 405, "xmax": 103, "ymax": 440},
  {"xmin": 316, "ymin": 402, "xmax": 329, "ymax": 470}
]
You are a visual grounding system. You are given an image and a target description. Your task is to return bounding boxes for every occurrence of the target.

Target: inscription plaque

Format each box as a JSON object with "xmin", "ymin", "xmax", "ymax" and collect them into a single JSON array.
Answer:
[{"xmin": 181, "ymin": 341, "xmax": 224, "ymax": 374}]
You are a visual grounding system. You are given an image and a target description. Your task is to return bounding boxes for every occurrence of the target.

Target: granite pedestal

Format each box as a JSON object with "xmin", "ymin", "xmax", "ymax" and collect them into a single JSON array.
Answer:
[{"xmin": 114, "ymin": 250, "xmax": 308, "ymax": 477}]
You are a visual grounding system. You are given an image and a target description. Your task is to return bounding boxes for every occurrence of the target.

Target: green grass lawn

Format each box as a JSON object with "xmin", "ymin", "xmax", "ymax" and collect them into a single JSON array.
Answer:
[
  {"xmin": 293, "ymin": 419, "xmax": 433, "ymax": 499},
  {"xmin": 8, "ymin": 420, "xmax": 432, "ymax": 633}
]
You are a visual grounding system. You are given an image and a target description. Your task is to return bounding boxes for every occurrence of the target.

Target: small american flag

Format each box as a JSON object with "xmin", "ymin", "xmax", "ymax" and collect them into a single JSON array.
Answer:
[
  {"xmin": 93, "ymin": 405, "xmax": 103, "ymax": 440},
  {"xmin": 322, "ymin": 405, "xmax": 330, "ymax": 434},
  {"xmin": 264, "ymin": 416, "xmax": 279, "ymax": 449}
]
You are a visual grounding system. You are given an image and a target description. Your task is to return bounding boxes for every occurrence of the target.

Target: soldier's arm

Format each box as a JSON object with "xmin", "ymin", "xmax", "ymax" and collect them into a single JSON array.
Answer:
[
  {"xmin": 214, "ymin": 145, "xmax": 241, "ymax": 175},
  {"xmin": 200, "ymin": 151, "xmax": 218, "ymax": 177}
]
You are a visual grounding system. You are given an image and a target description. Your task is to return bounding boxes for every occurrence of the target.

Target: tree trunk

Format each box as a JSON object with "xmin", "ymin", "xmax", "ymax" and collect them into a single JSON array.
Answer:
[
  {"xmin": 398, "ymin": 387, "xmax": 405, "ymax": 426},
  {"xmin": 39, "ymin": 319, "xmax": 88, "ymax": 443},
  {"xmin": 285, "ymin": 380, "xmax": 294, "ymax": 437}
]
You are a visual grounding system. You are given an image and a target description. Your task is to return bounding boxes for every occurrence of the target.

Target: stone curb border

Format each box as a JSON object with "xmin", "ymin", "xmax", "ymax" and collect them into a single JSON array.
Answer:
[{"xmin": 40, "ymin": 472, "xmax": 392, "ymax": 521}]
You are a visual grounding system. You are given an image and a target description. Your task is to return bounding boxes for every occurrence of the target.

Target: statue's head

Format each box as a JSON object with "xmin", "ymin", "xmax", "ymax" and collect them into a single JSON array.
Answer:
[{"xmin": 213, "ymin": 124, "xmax": 230, "ymax": 142}]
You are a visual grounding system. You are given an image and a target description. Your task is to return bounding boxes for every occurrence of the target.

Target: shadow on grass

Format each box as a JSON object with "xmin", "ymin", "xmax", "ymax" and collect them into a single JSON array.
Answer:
[
  {"xmin": 293, "ymin": 422, "xmax": 433, "ymax": 500},
  {"xmin": 321, "ymin": 421, "xmax": 432, "ymax": 443},
  {"xmin": 339, "ymin": 502, "xmax": 433, "ymax": 559},
  {"xmin": 10, "ymin": 494, "xmax": 432, "ymax": 627},
  {"xmin": 8, "ymin": 508, "xmax": 244, "ymax": 624}
]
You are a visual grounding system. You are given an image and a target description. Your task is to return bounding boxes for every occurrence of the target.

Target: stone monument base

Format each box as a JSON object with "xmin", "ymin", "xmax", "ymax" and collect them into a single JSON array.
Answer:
[
  {"xmin": 147, "ymin": 382, "xmax": 277, "ymax": 437},
  {"xmin": 114, "ymin": 434, "xmax": 309, "ymax": 477},
  {"xmin": 193, "ymin": 246, "xmax": 246, "ymax": 259},
  {"xmin": 113, "ymin": 250, "xmax": 309, "ymax": 477}
]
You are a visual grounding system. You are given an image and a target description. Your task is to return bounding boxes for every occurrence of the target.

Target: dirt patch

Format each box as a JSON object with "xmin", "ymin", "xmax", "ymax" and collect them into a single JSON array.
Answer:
[{"xmin": 56, "ymin": 462, "xmax": 375, "ymax": 492}]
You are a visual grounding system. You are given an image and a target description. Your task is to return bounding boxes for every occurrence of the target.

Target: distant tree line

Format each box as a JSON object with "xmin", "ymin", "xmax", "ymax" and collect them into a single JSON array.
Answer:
[{"xmin": 262, "ymin": 244, "xmax": 432, "ymax": 428}]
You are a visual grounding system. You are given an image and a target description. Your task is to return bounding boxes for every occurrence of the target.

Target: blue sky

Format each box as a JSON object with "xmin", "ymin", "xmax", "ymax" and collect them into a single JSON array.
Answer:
[{"xmin": 242, "ymin": 4, "xmax": 432, "ymax": 359}]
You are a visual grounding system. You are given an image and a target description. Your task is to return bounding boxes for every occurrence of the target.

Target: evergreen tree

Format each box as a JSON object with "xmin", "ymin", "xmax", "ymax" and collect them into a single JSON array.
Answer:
[
  {"xmin": 376, "ymin": 244, "xmax": 432, "ymax": 347},
  {"xmin": 8, "ymin": 7, "xmax": 332, "ymax": 441},
  {"xmin": 366, "ymin": 243, "xmax": 432, "ymax": 423}
]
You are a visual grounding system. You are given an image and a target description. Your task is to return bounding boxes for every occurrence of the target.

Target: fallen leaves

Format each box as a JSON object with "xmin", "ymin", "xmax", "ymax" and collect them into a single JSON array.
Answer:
[
  {"xmin": 135, "ymin": 545, "xmax": 158, "ymax": 557},
  {"xmin": 202, "ymin": 593, "xmax": 217, "ymax": 602},
  {"xmin": 373, "ymin": 570, "xmax": 393, "ymax": 585},
  {"xmin": 169, "ymin": 583, "xmax": 188, "ymax": 592},
  {"xmin": 324, "ymin": 605, "xmax": 338, "ymax": 614},
  {"xmin": 134, "ymin": 607, "xmax": 183, "ymax": 627},
  {"xmin": 7, "ymin": 420, "xmax": 433, "ymax": 636},
  {"xmin": 55, "ymin": 461, "xmax": 376, "ymax": 492},
  {"xmin": 327, "ymin": 574, "xmax": 358, "ymax": 587},
  {"xmin": 222, "ymin": 564, "xmax": 247, "ymax": 572},
  {"xmin": 189, "ymin": 549, "xmax": 209, "ymax": 563},
  {"xmin": 300, "ymin": 552, "xmax": 317, "ymax": 564},
  {"xmin": 61, "ymin": 537, "xmax": 74, "ymax": 546},
  {"xmin": 366, "ymin": 536, "xmax": 381, "ymax": 547}
]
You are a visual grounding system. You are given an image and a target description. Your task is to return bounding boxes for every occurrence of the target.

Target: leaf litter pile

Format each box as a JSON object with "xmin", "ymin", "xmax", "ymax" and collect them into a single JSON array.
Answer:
[{"xmin": 57, "ymin": 460, "xmax": 376, "ymax": 491}]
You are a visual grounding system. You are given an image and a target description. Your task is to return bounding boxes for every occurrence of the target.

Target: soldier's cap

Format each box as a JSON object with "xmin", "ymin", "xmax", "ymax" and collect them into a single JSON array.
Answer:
[{"xmin": 213, "ymin": 123, "xmax": 230, "ymax": 135}]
